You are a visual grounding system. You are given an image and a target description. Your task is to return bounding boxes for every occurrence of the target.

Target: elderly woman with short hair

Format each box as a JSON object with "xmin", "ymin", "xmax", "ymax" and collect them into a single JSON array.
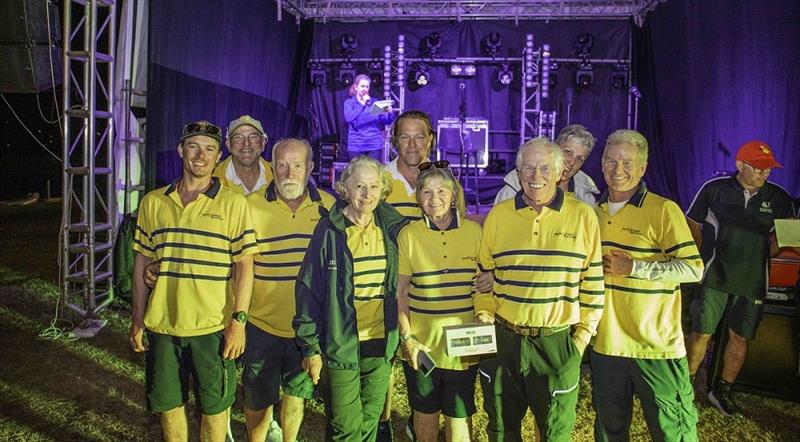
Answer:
[
  {"xmin": 397, "ymin": 160, "xmax": 484, "ymax": 442},
  {"xmin": 293, "ymin": 155, "xmax": 408, "ymax": 442}
]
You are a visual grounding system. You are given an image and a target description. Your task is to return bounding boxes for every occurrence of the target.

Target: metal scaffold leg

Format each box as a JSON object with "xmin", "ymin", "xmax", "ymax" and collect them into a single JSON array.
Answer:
[{"xmin": 61, "ymin": 0, "xmax": 117, "ymax": 338}]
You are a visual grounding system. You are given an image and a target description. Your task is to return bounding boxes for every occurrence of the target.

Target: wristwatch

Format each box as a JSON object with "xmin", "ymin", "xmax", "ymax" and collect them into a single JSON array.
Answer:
[
  {"xmin": 399, "ymin": 334, "xmax": 415, "ymax": 343},
  {"xmin": 231, "ymin": 311, "xmax": 249, "ymax": 324}
]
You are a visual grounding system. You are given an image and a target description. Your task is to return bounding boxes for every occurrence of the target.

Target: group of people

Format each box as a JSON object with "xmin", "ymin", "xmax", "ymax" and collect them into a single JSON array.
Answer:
[{"xmin": 130, "ymin": 107, "xmax": 796, "ymax": 442}]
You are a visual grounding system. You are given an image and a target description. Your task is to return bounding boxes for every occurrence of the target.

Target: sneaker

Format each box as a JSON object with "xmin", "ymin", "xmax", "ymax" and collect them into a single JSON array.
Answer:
[
  {"xmin": 376, "ymin": 420, "xmax": 394, "ymax": 442},
  {"xmin": 707, "ymin": 384, "xmax": 742, "ymax": 417},
  {"xmin": 405, "ymin": 418, "xmax": 417, "ymax": 441},
  {"xmin": 266, "ymin": 420, "xmax": 283, "ymax": 442}
]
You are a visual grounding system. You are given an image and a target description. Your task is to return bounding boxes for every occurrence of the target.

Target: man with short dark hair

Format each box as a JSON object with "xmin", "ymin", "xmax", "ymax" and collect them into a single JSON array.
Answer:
[
  {"xmin": 130, "ymin": 120, "xmax": 257, "ymax": 441},
  {"xmin": 214, "ymin": 114, "xmax": 274, "ymax": 194},
  {"xmin": 685, "ymin": 140, "xmax": 795, "ymax": 417}
]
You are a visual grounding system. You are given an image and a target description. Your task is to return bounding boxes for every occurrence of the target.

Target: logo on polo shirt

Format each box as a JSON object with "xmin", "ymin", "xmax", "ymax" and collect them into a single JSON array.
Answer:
[
  {"xmin": 552, "ymin": 231, "xmax": 577, "ymax": 240},
  {"xmin": 760, "ymin": 201, "xmax": 772, "ymax": 213},
  {"xmin": 622, "ymin": 227, "xmax": 643, "ymax": 236},
  {"xmin": 200, "ymin": 212, "xmax": 224, "ymax": 221}
]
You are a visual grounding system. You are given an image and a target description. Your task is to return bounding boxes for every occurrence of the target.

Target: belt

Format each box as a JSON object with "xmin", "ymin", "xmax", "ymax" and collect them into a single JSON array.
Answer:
[{"xmin": 495, "ymin": 315, "xmax": 570, "ymax": 337}]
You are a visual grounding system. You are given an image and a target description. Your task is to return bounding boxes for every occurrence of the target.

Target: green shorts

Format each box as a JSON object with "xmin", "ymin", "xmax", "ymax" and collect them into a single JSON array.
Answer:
[
  {"xmin": 591, "ymin": 351, "xmax": 698, "ymax": 442},
  {"xmin": 145, "ymin": 330, "xmax": 236, "ymax": 415},
  {"xmin": 691, "ymin": 285, "xmax": 765, "ymax": 339},
  {"xmin": 402, "ymin": 361, "xmax": 477, "ymax": 418},
  {"xmin": 241, "ymin": 322, "xmax": 314, "ymax": 409}
]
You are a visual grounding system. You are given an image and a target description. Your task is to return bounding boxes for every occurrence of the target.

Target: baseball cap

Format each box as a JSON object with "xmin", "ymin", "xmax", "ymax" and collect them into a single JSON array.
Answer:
[
  {"xmin": 736, "ymin": 140, "xmax": 782, "ymax": 169},
  {"xmin": 227, "ymin": 115, "xmax": 266, "ymax": 139},
  {"xmin": 180, "ymin": 120, "xmax": 222, "ymax": 143}
]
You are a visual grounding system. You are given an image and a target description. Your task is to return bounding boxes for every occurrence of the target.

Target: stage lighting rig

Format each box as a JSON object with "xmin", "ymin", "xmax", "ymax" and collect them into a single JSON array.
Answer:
[
  {"xmin": 410, "ymin": 63, "xmax": 430, "ymax": 87},
  {"xmin": 422, "ymin": 33, "xmax": 442, "ymax": 56},
  {"xmin": 576, "ymin": 62, "xmax": 594, "ymax": 89},
  {"xmin": 310, "ymin": 63, "xmax": 327, "ymax": 87},
  {"xmin": 573, "ymin": 33, "xmax": 594, "ymax": 56},
  {"xmin": 339, "ymin": 34, "xmax": 358, "ymax": 57},
  {"xmin": 497, "ymin": 64, "xmax": 513, "ymax": 86},
  {"xmin": 338, "ymin": 62, "xmax": 356, "ymax": 88},
  {"xmin": 482, "ymin": 32, "xmax": 502, "ymax": 57},
  {"xmin": 449, "ymin": 63, "xmax": 477, "ymax": 77},
  {"xmin": 612, "ymin": 62, "xmax": 629, "ymax": 89}
]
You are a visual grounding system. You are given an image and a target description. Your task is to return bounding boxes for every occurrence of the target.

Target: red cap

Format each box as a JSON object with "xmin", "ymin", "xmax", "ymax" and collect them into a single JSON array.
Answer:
[{"xmin": 736, "ymin": 140, "xmax": 782, "ymax": 169}]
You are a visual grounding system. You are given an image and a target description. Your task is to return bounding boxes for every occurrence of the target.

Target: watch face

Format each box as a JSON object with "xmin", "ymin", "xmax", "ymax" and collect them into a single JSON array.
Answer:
[{"xmin": 233, "ymin": 311, "xmax": 248, "ymax": 323}]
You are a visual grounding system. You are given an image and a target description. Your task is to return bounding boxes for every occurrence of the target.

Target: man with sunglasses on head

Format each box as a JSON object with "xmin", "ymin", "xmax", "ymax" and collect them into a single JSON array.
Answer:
[
  {"xmin": 213, "ymin": 115, "xmax": 274, "ymax": 195},
  {"xmin": 130, "ymin": 121, "xmax": 257, "ymax": 441},
  {"xmin": 685, "ymin": 140, "xmax": 795, "ymax": 417},
  {"xmin": 494, "ymin": 124, "xmax": 600, "ymax": 207}
]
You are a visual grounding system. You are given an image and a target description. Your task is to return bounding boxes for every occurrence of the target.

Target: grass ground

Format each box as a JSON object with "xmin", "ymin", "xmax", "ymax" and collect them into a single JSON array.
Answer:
[{"xmin": 1, "ymin": 202, "xmax": 799, "ymax": 441}]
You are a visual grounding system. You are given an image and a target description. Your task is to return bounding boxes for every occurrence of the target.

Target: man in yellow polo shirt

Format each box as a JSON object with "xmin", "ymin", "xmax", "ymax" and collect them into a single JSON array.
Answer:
[
  {"xmin": 130, "ymin": 120, "xmax": 257, "ymax": 441},
  {"xmin": 243, "ymin": 138, "xmax": 336, "ymax": 442},
  {"xmin": 591, "ymin": 129, "xmax": 703, "ymax": 441},
  {"xmin": 476, "ymin": 137, "xmax": 604, "ymax": 442},
  {"xmin": 213, "ymin": 115, "xmax": 274, "ymax": 194}
]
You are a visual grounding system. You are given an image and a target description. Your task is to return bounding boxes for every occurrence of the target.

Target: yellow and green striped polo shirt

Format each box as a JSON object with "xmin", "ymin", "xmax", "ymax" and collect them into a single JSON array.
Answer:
[
  {"xmin": 476, "ymin": 189, "xmax": 605, "ymax": 345},
  {"xmin": 594, "ymin": 184, "xmax": 704, "ymax": 359},
  {"xmin": 133, "ymin": 178, "xmax": 258, "ymax": 337},
  {"xmin": 213, "ymin": 156, "xmax": 274, "ymax": 195},
  {"xmin": 346, "ymin": 218, "xmax": 388, "ymax": 341},
  {"xmin": 246, "ymin": 182, "xmax": 336, "ymax": 338},
  {"xmin": 398, "ymin": 213, "xmax": 482, "ymax": 370}
]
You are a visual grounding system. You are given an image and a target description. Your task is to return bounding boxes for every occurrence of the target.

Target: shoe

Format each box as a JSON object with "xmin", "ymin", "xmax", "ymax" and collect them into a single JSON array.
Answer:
[
  {"xmin": 376, "ymin": 420, "xmax": 394, "ymax": 442},
  {"xmin": 266, "ymin": 420, "xmax": 283, "ymax": 442},
  {"xmin": 405, "ymin": 418, "xmax": 417, "ymax": 441},
  {"xmin": 707, "ymin": 383, "xmax": 742, "ymax": 417}
]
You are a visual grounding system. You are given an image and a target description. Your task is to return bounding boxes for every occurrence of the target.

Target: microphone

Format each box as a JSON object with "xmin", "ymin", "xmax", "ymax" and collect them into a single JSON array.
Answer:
[{"xmin": 629, "ymin": 86, "xmax": 642, "ymax": 98}]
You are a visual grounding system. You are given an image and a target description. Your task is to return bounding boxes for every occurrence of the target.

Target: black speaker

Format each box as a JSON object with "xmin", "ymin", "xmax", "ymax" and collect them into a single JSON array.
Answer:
[{"xmin": 0, "ymin": 0, "xmax": 62, "ymax": 93}]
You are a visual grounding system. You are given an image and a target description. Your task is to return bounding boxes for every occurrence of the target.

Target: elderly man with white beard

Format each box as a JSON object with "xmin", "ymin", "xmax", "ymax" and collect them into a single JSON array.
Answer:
[{"xmin": 242, "ymin": 138, "xmax": 337, "ymax": 442}]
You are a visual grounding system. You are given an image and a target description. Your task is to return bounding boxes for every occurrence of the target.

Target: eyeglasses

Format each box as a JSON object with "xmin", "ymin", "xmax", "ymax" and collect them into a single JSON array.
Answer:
[
  {"xmin": 418, "ymin": 160, "xmax": 450, "ymax": 172},
  {"xmin": 519, "ymin": 165, "xmax": 554, "ymax": 177},
  {"xmin": 742, "ymin": 162, "xmax": 771, "ymax": 175},
  {"xmin": 229, "ymin": 133, "xmax": 264, "ymax": 145}
]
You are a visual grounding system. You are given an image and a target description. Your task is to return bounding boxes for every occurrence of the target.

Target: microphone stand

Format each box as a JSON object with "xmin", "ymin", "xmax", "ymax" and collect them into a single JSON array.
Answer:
[{"xmin": 458, "ymin": 82, "xmax": 466, "ymax": 181}]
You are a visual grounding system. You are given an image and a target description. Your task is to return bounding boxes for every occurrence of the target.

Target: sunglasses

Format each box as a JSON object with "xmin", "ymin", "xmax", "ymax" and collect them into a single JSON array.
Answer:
[
  {"xmin": 183, "ymin": 122, "xmax": 222, "ymax": 138},
  {"xmin": 418, "ymin": 160, "xmax": 450, "ymax": 172}
]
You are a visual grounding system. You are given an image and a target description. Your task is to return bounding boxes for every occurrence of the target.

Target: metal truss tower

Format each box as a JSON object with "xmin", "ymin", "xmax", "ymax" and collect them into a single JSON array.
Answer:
[{"xmin": 61, "ymin": 0, "xmax": 116, "ymax": 336}]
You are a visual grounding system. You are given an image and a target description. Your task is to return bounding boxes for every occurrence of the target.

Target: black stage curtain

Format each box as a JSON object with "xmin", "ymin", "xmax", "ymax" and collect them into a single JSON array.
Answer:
[
  {"xmin": 146, "ymin": 0, "xmax": 307, "ymax": 188},
  {"xmin": 635, "ymin": 0, "xmax": 800, "ymax": 206}
]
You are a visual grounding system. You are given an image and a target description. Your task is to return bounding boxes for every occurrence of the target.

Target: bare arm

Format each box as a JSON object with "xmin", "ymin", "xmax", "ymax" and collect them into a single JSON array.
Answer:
[
  {"xmin": 222, "ymin": 254, "xmax": 254, "ymax": 360},
  {"xmin": 687, "ymin": 218, "xmax": 703, "ymax": 250},
  {"xmin": 129, "ymin": 253, "xmax": 153, "ymax": 352},
  {"xmin": 397, "ymin": 274, "xmax": 428, "ymax": 370}
]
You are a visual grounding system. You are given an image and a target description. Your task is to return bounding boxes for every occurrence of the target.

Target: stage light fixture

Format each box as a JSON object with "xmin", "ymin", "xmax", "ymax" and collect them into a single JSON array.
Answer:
[
  {"xmin": 541, "ymin": 44, "xmax": 551, "ymax": 98},
  {"xmin": 310, "ymin": 63, "xmax": 327, "ymax": 87},
  {"xmin": 339, "ymin": 34, "xmax": 358, "ymax": 57},
  {"xmin": 497, "ymin": 64, "xmax": 513, "ymax": 86},
  {"xmin": 368, "ymin": 61, "xmax": 383, "ymax": 86},
  {"xmin": 449, "ymin": 63, "xmax": 477, "ymax": 77},
  {"xmin": 338, "ymin": 62, "xmax": 356, "ymax": 88},
  {"xmin": 574, "ymin": 33, "xmax": 594, "ymax": 56},
  {"xmin": 576, "ymin": 62, "xmax": 593, "ymax": 88},
  {"xmin": 411, "ymin": 63, "xmax": 430, "ymax": 87},
  {"xmin": 423, "ymin": 33, "xmax": 442, "ymax": 56},
  {"xmin": 483, "ymin": 32, "xmax": 502, "ymax": 57},
  {"xmin": 612, "ymin": 62, "xmax": 629, "ymax": 89}
]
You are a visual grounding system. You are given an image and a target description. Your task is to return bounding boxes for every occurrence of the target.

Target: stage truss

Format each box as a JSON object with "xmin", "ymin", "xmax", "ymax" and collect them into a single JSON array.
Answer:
[{"xmin": 280, "ymin": 0, "xmax": 666, "ymax": 25}]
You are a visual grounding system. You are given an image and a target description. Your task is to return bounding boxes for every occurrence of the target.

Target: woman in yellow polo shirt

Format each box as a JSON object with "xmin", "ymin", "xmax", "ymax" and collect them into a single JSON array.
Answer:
[{"xmin": 397, "ymin": 161, "xmax": 483, "ymax": 442}]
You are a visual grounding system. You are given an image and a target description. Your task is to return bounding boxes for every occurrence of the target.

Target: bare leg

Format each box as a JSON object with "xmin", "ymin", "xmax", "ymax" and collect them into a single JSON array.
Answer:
[
  {"xmin": 244, "ymin": 405, "xmax": 273, "ymax": 442},
  {"xmin": 721, "ymin": 329, "xmax": 748, "ymax": 383},
  {"xmin": 413, "ymin": 410, "xmax": 440, "ymax": 442},
  {"xmin": 201, "ymin": 407, "xmax": 230, "ymax": 442},
  {"xmin": 444, "ymin": 416, "xmax": 470, "ymax": 442},
  {"xmin": 686, "ymin": 332, "xmax": 712, "ymax": 375},
  {"xmin": 281, "ymin": 395, "xmax": 305, "ymax": 442},
  {"xmin": 161, "ymin": 405, "xmax": 188, "ymax": 442}
]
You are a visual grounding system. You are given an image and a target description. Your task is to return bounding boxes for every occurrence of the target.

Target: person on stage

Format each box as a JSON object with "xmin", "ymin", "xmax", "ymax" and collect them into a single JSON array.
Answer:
[{"xmin": 344, "ymin": 74, "xmax": 397, "ymax": 162}]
